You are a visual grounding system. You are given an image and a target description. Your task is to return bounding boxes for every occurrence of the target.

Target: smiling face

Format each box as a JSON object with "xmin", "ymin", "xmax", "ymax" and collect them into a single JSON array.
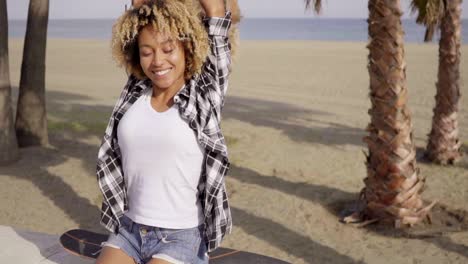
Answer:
[{"xmin": 138, "ymin": 25, "xmax": 186, "ymax": 91}]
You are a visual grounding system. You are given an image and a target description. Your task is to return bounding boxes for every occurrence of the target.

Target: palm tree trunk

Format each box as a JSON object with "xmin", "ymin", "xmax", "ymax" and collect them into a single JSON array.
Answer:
[
  {"xmin": 0, "ymin": 0, "xmax": 20, "ymax": 164},
  {"xmin": 15, "ymin": 0, "xmax": 49, "ymax": 147},
  {"xmin": 361, "ymin": 0, "xmax": 433, "ymax": 227},
  {"xmin": 425, "ymin": 0, "xmax": 462, "ymax": 164}
]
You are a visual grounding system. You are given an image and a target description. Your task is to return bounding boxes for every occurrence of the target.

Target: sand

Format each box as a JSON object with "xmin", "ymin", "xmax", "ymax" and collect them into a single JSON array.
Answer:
[{"xmin": 1, "ymin": 38, "xmax": 468, "ymax": 264}]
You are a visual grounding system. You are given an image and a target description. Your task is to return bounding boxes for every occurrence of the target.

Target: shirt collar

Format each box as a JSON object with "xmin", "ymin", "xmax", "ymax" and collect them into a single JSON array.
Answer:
[
  {"xmin": 135, "ymin": 77, "xmax": 190, "ymax": 105},
  {"xmin": 134, "ymin": 77, "xmax": 152, "ymax": 94}
]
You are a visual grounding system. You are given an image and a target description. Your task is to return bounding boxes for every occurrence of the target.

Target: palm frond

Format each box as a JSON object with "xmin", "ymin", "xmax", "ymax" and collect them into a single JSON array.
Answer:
[
  {"xmin": 304, "ymin": 0, "xmax": 322, "ymax": 14},
  {"xmin": 410, "ymin": 0, "xmax": 445, "ymax": 41}
]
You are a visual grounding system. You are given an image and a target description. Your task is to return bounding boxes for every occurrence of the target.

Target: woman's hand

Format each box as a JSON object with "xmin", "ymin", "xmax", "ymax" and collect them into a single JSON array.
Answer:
[
  {"xmin": 199, "ymin": 0, "xmax": 226, "ymax": 17},
  {"xmin": 132, "ymin": 0, "xmax": 147, "ymax": 8}
]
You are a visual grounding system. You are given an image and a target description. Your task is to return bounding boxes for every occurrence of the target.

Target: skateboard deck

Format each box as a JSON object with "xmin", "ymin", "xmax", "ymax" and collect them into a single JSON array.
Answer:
[{"xmin": 59, "ymin": 229, "xmax": 289, "ymax": 263}]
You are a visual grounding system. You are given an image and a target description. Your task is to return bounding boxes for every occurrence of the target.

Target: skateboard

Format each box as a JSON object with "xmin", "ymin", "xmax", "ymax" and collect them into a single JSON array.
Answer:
[{"xmin": 59, "ymin": 229, "xmax": 290, "ymax": 263}]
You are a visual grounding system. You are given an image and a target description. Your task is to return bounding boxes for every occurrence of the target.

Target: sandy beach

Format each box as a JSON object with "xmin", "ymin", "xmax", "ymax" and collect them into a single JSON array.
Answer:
[{"xmin": 1, "ymin": 38, "xmax": 468, "ymax": 264}]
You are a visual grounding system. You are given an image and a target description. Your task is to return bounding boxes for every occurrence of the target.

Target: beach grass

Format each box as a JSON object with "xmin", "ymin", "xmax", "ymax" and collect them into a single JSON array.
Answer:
[{"xmin": 48, "ymin": 120, "xmax": 107, "ymax": 135}]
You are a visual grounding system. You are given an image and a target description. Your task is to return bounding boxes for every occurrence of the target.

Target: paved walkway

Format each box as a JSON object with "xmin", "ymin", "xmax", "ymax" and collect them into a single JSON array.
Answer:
[{"xmin": 0, "ymin": 226, "xmax": 92, "ymax": 264}]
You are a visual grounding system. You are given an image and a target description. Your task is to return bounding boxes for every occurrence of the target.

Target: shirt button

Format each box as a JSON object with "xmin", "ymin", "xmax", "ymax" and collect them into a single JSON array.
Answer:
[{"xmin": 140, "ymin": 228, "xmax": 147, "ymax": 235}]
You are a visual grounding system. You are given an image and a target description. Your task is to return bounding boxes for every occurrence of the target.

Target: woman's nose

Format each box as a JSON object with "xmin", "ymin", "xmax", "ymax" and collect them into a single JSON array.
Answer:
[{"xmin": 152, "ymin": 51, "xmax": 164, "ymax": 66}]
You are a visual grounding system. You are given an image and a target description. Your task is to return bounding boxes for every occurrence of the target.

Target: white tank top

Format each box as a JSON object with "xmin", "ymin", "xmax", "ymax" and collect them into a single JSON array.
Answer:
[{"xmin": 117, "ymin": 88, "xmax": 204, "ymax": 228}]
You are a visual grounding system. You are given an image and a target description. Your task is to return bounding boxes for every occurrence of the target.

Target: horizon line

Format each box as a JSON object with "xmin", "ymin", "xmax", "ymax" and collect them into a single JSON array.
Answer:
[{"xmin": 10, "ymin": 16, "xmax": 468, "ymax": 21}]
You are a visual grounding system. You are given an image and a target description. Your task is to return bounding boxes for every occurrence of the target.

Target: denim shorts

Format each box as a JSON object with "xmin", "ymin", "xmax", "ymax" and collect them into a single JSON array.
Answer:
[{"xmin": 101, "ymin": 215, "xmax": 208, "ymax": 264}]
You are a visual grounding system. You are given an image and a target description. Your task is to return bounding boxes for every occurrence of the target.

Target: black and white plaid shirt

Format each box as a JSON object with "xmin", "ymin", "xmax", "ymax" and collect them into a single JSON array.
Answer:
[{"xmin": 96, "ymin": 12, "xmax": 232, "ymax": 252}]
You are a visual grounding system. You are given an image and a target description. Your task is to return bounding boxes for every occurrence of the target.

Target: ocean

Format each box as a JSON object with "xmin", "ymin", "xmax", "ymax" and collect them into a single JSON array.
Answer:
[{"xmin": 7, "ymin": 18, "xmax": 468, "ymax": 43}]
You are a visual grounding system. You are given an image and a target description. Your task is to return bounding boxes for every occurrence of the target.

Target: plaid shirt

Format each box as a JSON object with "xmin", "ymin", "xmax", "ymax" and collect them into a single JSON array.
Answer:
[{"xmin": 96, "ymin": 12, "xmax": 232, "ymax": 252}]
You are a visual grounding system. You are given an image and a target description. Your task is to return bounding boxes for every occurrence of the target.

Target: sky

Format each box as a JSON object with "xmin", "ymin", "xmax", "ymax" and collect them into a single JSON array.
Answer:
[{"xmin": 6, "ymin": 0, "xmax": 468, "ymax": 20}]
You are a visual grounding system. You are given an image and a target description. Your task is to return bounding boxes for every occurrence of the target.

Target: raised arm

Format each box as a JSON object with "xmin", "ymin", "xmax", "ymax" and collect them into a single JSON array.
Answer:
[
  {"xmin": 199, "ymin": 0, "xmax": 226, "ymax": 17},
  {"xmin": 199, "ymin": 0, "xmax": 232, "ymax": 108},
  {"xmin": 131, "ymin": 0, "xmax": 145, "ymax": 8}
]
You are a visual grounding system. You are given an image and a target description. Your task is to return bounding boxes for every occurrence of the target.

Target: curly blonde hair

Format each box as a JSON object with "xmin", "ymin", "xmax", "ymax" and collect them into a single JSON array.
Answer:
[{"xmin": 111, "ymin": 0, "xmax": 209, "ymax": 80}]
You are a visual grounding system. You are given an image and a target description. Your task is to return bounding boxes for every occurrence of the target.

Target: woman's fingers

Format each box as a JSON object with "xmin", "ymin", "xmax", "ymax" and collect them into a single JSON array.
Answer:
[{"xmin": 132, "ymin": 0, "xmax": 147, "ymax": 8}]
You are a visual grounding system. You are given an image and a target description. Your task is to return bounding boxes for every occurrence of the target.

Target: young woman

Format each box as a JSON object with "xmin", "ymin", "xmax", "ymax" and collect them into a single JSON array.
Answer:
[{"xmin": 95, "ymin": 1, "xmax": 233, "ymax": 263}]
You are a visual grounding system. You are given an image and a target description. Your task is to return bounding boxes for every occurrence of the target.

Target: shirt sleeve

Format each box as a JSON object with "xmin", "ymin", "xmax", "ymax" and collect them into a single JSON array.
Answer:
[{"xmin": 201, "ymin": 11, "xmax": 232, "ymax": 109}]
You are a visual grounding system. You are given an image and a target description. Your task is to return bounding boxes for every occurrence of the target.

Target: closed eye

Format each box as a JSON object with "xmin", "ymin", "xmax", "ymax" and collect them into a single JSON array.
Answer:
[{"xmin": 141, "ymin": 52, "xmax": 153, "ymax": 57}]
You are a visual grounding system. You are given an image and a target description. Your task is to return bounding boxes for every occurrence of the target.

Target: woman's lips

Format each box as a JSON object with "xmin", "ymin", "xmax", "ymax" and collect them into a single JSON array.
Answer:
[{"xmin": 152, "ymin": 68, "xmax": 171, "ymax": 77}]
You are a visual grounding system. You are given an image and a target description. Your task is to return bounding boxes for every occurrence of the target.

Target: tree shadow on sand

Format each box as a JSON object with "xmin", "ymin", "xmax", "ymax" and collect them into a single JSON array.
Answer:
[
  {"xmin": 0, "ymin": 136, "xmax": 103, "ymax": 230},
  {"xmin": 224, "ymin": 98, "xmax": 468, "ymax": 260},
  {"xmin": 229, "ymin": 163, "xmax": 468, "ymax": 261},
  {"xmin": 369, "ymin": 204, "xmax": 468, "ymax": 260},
  {"xmin": 2, "ymin": 88, "xmax": 114, "ymax": 261},
  {"xmin": 325, "ymin": 142, "xmax": 468, "ymax": 260},
  {"xmin": 230, "ymin": 206, "xmax": 360, "ymax": 264},
  {"xmin": 229, "ymin": 164, "xmax": 356, "ymax": 206},
  {"xmin": 3, "ymin": 88, "xmax": 361, "ymax": 263},
  {"xmin": 428, "ymin": 236, "xmax": 468, "ymax": 259},
  {"xmin": 229, "ymin": 164, "xmax": 362, "ymax": 263},
  {"xmin": 4, "ymin": 87, "xmax": 112, "ymax": 230},
  {"xmin": 331, "ymin": 192, "xmax": 468, "ymax": 260},
  {"xmin": 224, "ymin": 96, "xmax": 366, "ymax": 147},
  {"xmin": 458, "ymin": 144, "xmax": 468, "ymax": 170},
  {"xmin": 6, "ymin": 88, "xmax": 466, "ymax": 262},
  {"xmin": 414, "ymin": 145, "xmax": 468, "ymax": 169}
]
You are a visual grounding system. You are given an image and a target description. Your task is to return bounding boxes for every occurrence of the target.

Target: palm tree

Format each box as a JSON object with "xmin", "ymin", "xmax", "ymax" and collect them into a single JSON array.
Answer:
[
  {"xmin": 306, "ymin": 0, "xmax": 435, "ymax": 226},
  {"xmin": 411, "ymin": 0, "xmax": 463, "ymax": 164},
  {"xmin": 360, "ymin": 0, "xmax": 426, "ymax": 226},
  {"xmin": 0, "ymin": 0, "xmax": 20, "ymax": 164},
  {"xmin": 15, "ymin": 0, "xmax": 50, "ymax": 147},
  {"xmin": 360, "ymin": 0, "xmax": 438, "ymax": 226}
]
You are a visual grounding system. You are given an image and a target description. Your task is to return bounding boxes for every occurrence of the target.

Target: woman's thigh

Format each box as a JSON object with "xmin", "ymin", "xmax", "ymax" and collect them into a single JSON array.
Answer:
[
  {"xmin": 147, "ymin": 258, "xmax": 173, "ymax": 264},
  {"xmin": 96, "ymin": 246, "xmax": 137, "ymax": 264}
]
